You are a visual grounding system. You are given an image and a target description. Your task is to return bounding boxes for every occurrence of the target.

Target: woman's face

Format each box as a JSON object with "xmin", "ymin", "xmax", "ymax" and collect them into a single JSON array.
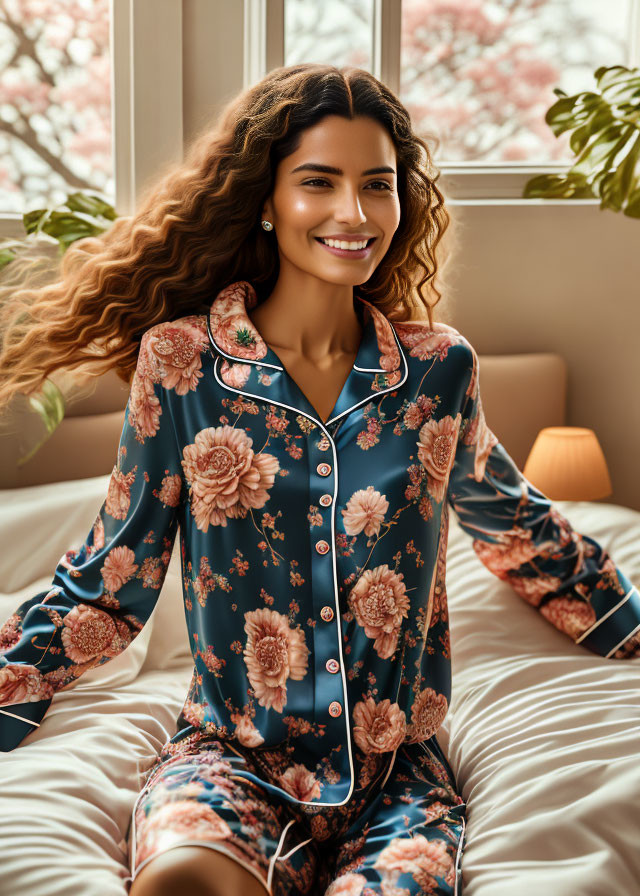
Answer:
[{"xmin": 262, "ymin": 115, "xmax": 401, "ymax": 287}]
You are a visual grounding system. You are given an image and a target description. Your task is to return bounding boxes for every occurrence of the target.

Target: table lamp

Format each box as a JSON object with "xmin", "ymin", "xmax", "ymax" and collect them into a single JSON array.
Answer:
[{"xmin": 522, "ymin": 426, "xmax": 612, "ymax": 501}]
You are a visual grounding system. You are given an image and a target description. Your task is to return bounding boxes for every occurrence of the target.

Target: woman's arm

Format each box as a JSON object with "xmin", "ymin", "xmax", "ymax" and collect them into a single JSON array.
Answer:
[
  {"xmin": 446, "ymin": 340, "xmax": 640, "ymax": 660},
  {"xmin": 0, "ymin": 327, "xmax": 184, "ymax": 750}
]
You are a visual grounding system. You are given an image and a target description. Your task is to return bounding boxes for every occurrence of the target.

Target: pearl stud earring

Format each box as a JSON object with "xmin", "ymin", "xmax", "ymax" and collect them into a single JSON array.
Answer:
[{"xmin": 261, "ymin": 220, "xmax": 273, "ymax": 231}]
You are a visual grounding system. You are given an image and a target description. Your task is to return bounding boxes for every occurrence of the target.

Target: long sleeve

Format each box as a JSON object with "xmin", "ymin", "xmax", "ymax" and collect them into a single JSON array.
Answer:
[
  {"xmin": 446, "ymin": 340, "xmax": 640, "ymax": 660},
  {"xmin": 0, "ymin": 327, "xmax": 184, "ymax": 751}
]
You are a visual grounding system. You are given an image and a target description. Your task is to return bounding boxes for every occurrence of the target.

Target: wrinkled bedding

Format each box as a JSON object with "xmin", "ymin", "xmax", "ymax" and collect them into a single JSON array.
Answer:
[{"xmin": 1, "ymin": 475, "xmax": 638, "ymax": 895}]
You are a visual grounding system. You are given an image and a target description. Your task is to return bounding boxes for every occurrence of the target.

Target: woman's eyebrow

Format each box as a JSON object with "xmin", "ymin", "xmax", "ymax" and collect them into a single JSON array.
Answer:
[{"xmin": 290, "ymin": 163, "xmax": 396, "ymax": 176}]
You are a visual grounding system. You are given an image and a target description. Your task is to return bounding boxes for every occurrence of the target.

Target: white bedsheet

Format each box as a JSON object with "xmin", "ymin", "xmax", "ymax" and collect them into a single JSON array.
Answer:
[{"xmin": 1, "ymin": 475, "xmax": 638, "ymax": 896}]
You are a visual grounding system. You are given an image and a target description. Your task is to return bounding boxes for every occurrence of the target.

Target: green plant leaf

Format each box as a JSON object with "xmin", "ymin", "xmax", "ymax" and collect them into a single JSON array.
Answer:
[
  {"xmin": 0, "ymin": 247, "xmax": 17, "ymax": 271},
  {"xmin": 623, "ymin": 185, "xmax": 640, "ymax": 218},
  {"xmin": 18, "ymin": 380, "xmax": 67, "ymax": 465},
  {"xmin": 64, "ymin": 192, "xmax": 117, "ymax": 221},
  {"xmin": 522, "ymin": 172, "xmax": 595, "ymax": 199},
  {"xmin": 522, "ymin": 64, "xmax": 640, "ymax": 211}
]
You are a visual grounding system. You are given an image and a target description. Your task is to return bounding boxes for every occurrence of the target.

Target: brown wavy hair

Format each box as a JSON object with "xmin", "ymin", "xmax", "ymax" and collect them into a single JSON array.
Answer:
[{"xmin": 0, "ymin": 62, "xmax": 452, "ymax": 414}]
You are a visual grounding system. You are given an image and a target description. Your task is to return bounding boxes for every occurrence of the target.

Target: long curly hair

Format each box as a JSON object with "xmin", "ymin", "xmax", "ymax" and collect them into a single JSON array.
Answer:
[{"xmin": 0, "ymin": 62, "xmax": 452, "ymax": 414}]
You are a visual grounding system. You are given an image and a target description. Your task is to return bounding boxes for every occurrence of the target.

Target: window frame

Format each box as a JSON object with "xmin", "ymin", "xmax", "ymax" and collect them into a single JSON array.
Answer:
[
  {"xmin": 0, "ymin": 0, "xmax": 184, "ymax": 238},
  {"xmin": 1, "ymin": 0, "xmax": 637, "ymax": 236}
]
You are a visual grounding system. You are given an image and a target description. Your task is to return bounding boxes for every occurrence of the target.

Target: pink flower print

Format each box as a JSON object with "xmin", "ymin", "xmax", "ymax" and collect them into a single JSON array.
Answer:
[
  {"xmin": 393, "ymin": 322, "xmax": 463, "ymax": 361},
  {"xmin": 359, "ymin": 301, "xmax": 400, "ymax": 372},
  {"xmin": 539, "ymin": 596, "xmax": 597, "ymax": 639},
  {"xmin": 157, "ymin": 473, "xmax": 182, "ymax": 507},
  {"xmin": 0, "ymin": 663, "xmax": 54, "ymax": 705},
  {"xmin": 101, "ymin": 545, "xmax": 138, "ymax": 592},
  {"xmin": 325, "ymin": 873, "xmax": 369, "ymax": 896},
  {"xmin": 147, "ymin": 323, "xmax": 206, "ymax": 395},
  {"xmin": 138, "ymin": 556, "xmax": 167, "ymax": 589},
  {"xmin": 105, "ymin": 466, "xmax": 135, "ymax": 519},
  {"xmin": 243, "ymin": 608, "xmax": 309, "ymax": 712},
  {"xmin": 181, "ymin": 425, "xmax": 280, "ymax": 533},
  {"xmin": 471, "ymin": 526, "xmax": 551, "ymax": 577},
  {"xmin": 61, "ymin": 603, "xmax": 132, "ymax": 663},
  {"xmin": 0, "ymin": 613, "xmax": 22, "ymax": 652},
  {"xmin": 221, "ymin": 360, "xmax": 252, "ymax": 388},
  {"xmin": 220, "ymin": 312, "xmax": 263, "ymax": 359},
  {"xmin": 417, "ymin": 414, "xmax": 460, "ymax": 503},
  {"xmin": 278, "ymin": 762, "xmax": 322, "ymax": 802},
  {"xmin": 403, "ymin": 403, "xmax": 424, "ymax": 429},
  {"xmin": 231, "ymin": 711, "xmax": 265, "ymax": 747},
  {"xmin": 504, "ymin": 570, "xmax": 565, "ymax": 608},
  {"xmin": 461, "ymin": 396, "xmax": 500, "ymax": 482},
  {"xmin": 407, "ymin": 687, "xmax": 448, "ymax": 743},
  {"xmin": 423, "ymin": 801, "xmax": 454, "ymax": 825},
  {"xmin": 181, "ymin": 699, "xmax": 205, "ymax": 727},
  {"xmin": 348, "ymin": 565, "xmax": 410, "ymax": 659},
  {"xmin": 352, "ymin": 697, "xmax": 407, "ymax": 753},
  {"xmin": 92, "ymin": 515, "xmax": 105, "ymax": 550},
  {"xmin": 128, "ymin": 369, "xmax": 162, "ymax": 440},
  {"xmin": 374, "ymin": 833, "xmax": 452, "ymax": 886},
  {"xmin": 135, "ymin": 800, "xmax": 233, "ymax": 867},
  {"xmin": 342, "ymin": 486, "xmax": 389, "ymax": 537}
]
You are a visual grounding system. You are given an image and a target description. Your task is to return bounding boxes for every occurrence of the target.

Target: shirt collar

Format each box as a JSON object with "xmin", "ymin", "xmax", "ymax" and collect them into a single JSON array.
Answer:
[
  {"xmin": 207, "ymin": 279, "xmax": 403, "ymax": 373},
  {"xmin": 206, "ymin": 280, "xmax": 408, "ymax": 428}
]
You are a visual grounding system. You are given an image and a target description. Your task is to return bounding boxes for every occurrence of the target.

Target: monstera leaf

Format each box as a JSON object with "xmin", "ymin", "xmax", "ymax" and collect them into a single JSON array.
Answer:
[{"xmin": 523, "ymin": 65, "xmax": 640, "ymax": 218}]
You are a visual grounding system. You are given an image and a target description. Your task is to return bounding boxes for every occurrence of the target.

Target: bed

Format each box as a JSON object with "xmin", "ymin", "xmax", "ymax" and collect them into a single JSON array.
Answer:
[{"xmin": 0, "ymin": 351, "xmax": 638, "ymax": 896}]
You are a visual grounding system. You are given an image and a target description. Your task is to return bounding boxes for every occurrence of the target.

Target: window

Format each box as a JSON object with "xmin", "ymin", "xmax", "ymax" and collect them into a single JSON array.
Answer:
[
  {"xmin": 0, "ymin": 0, "xmax": 113, "ymax": 215},
  {"xmin": 285, "ymin": 0, "xmax": 374, "ymax": 69},
  {"xmin": 399, "ymin": 0, "xmax": 636, "ymax": 165}
]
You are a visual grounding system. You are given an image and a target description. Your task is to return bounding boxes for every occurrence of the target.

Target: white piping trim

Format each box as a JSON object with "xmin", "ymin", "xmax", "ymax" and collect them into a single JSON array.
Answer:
[
  {"xmin": 0, "ymin": 707, "xmax": 40, "ymax": 726},
  {"xmin": 605, "ymin": 619, "xmax": 640, "ymax": 658},
  {"xmin": 130, "ymin": 839, "xmax": 271, "ymax": 895},
  {"xmin": 207, "ymin": 304, "xmax": 410, "ymax": 428},
  {"xmin": 277, "ymin": 836, "xmax": 314, "ymax": 862},
  {"xmin": 574, "ymin": 585, "xmax": 637, "ymax": 643},
  {"xmin": 454, "ymin": 815, "xmax": 466, "ymax": 896},
  {"xmin": 205, "ymin": 321, "xmax": 409, "ymax": 808},
  {"xmin": 353, "ymin": 362, "xmax": 386, "ymax": 372},
  {"xmin": 211, "ymin": 359, "xmax": 358, "ymax": 808},
  {"xmin": 266, "ymin": 817, "xmax": 296, "ymax": 892},
  {"xmin": 207, "ymin": 297, "xmax": 391, "ymax": 374}
]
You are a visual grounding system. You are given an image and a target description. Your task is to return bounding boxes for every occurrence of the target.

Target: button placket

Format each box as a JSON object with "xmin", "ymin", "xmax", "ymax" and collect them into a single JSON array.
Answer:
[{"xmin": 311, "ymin": 426, "xmax": 351, "ymax": 741}]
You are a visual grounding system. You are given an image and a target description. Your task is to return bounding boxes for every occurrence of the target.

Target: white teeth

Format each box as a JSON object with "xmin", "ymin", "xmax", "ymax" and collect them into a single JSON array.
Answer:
[{"xmin": 319, "ymin": 238, "xmax": 370, "ymax": 250}]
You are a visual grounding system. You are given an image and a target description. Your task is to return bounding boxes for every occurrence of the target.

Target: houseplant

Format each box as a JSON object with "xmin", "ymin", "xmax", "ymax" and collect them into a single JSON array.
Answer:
[{"xmin": 522, "ymin": 64, "xmax": 640, "ymax": 217}]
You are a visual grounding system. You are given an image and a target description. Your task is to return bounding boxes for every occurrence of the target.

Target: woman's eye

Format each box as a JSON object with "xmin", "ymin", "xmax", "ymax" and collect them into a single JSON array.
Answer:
[{"xmin": 302, "ymin": 178, "xmax": 392, "ymax": 191}]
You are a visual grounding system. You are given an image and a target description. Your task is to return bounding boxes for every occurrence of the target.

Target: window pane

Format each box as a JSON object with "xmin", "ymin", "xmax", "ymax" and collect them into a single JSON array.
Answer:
[
  {"xmin": 285, "ymin": 0, "xmax": 374, "ymax": 70},
  {"xmin": 0, "ymin": 0, "xmax": 113, "ymax": 214},
  {"xmin": 400, "ymin": 0, "xmax": 634, "ymax": 164}
]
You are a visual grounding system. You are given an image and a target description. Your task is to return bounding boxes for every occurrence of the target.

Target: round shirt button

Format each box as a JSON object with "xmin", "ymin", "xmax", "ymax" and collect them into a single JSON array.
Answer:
[
  {"xmin": 325, "ymin": 658, "xmax": 340, "ymax": 674},
  {"xmin": 315, "ymin": 540, "xmax": 330, "ymax": 554},
  {"xmin": 317, "ymin": 463, "xmax": 331, "ymax": 476},
  {"xmin": 319, "ymin": 493, "xmax": 332, "ymax": 507},
  {"xmin": 320, "ymin": 606, "xmax": 334, "ymax": 621},
  {"xmin": 328, "ymin": 701, "xmax": 342, "ymax": 717},
  {"xmin": 318, "ymin": 436, "xmax": 330, "ymax": 451}
]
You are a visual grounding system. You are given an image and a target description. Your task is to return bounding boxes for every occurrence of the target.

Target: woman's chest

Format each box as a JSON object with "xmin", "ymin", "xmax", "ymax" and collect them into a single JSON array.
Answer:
[{"xmin": 273, "ymin": 348, "xmax": 357, "ymax": 425}]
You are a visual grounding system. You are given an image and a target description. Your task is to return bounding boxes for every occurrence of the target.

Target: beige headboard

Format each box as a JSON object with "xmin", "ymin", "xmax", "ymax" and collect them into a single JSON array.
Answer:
[{"xmin": 0, "ymin": 353, "xmax": 567, "ymax": 489}]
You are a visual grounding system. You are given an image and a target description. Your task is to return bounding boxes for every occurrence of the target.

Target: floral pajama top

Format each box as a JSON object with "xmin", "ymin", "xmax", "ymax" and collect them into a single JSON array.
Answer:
[{"xmin": 1, "ymin": 279, "xmax": 639, "ymax": 812}]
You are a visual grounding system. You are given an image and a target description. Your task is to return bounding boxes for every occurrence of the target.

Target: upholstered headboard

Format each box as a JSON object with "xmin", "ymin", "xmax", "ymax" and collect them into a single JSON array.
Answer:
[{"xmin": 0, "ymin": 353, "xmax": 567, "ymax": 489}]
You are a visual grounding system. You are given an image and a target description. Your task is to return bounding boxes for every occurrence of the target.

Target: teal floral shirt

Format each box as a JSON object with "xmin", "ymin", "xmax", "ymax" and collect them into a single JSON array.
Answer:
[{"xmin": 1, "ymin": 280, "xmax": 638, "ymax": 808}]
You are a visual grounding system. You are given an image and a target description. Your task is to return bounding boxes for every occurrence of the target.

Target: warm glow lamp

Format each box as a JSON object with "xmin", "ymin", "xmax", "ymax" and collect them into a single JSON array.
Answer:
[{"xmin": 522, "ymin": 427, "xmax": 612, "ymax": 501}]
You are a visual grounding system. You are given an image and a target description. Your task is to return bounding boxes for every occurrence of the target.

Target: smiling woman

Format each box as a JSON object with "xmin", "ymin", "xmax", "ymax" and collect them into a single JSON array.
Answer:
[{"xmin": 5, "ymin": 61, "xmax": 637, "ymax": 896}]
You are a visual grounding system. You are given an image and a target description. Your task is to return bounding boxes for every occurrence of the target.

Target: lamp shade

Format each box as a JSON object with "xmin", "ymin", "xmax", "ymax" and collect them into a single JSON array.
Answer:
[{"xmin": 522, "ymin": 426, "xmax": 612, "ymax": 501}]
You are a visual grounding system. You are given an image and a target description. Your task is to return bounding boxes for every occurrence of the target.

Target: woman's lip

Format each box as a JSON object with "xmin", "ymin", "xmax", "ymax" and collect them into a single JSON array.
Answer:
[
  {"xmin": 315, "ymin": 236, "xmax": 376, "ymax": 260},
  {"xmin": 314, "ymin": 236, "xmax": 376, "ymax": 258}
]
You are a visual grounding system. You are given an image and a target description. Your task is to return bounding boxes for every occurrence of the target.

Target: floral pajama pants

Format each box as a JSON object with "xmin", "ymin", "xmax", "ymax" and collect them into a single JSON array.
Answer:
[{"xmin": 126, "ymin": 729, "xmax": 467, "ymax": 896}]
